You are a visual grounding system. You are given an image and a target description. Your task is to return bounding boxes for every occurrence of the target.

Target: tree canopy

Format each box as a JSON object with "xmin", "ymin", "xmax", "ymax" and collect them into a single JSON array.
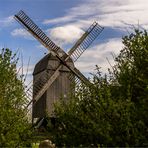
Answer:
[
  {"xmin": 48, "ymin": 29, "xmax": 148, "ymax": 147},
  {"xmin": 0, "ymin": 48, "xmax": 32, "ymax": 147}
]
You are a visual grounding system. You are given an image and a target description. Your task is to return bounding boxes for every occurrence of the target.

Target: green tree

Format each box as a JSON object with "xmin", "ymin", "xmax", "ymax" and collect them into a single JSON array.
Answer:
[
  {"xmin": 0, "ymin": 48, "xmax": 32, "ymax": 147},
  {"xmin": 112, "ymin": 29, "xmax": 148, "ymax": 145},
  {"xmin": 48, "ymin": 29, "xmax": 148, "ymax": 147}
]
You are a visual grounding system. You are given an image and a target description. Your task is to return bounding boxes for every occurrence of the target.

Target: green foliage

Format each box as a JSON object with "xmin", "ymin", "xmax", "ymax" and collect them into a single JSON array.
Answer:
[
  {"xmin": 0, "ymin": 48, "xmax": 32, "ymax": 147},
  {"xmin": 48, "ymin": 29, "xmax": 148, "ymax": 147},
  {"xmin": 114, "ymin": 29, "xmax": 148, "ymax": 102}
]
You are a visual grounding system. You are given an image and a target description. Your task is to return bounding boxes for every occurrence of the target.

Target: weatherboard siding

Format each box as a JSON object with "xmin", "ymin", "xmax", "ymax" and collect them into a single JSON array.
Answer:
[{"xmin": 32, "ymin": 53, "xmax": 74, "ymax": 118}]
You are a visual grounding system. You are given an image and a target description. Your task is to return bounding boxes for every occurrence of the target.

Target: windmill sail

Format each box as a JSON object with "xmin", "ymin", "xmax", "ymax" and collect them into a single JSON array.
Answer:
[
  {"xmin": 68, "ymin": 22, "xmax": 104, "ymax": 62},
  {"xmin": 32, "ymin": 21, "xmax": 104, "ymax": 103},
  {"xmin": 14, "ymin": 10, "xmax": 92, "ymax": 85},
  {"xmin": 14, "ymin": 10, "xmax": 65, "ymax": 56},
  {"xmin": 67, "ymin": 22, "xmax": 104, "ymax": 85},
  {"xmin": 14, "ymin": 10, "xmax": 104, "ymax": 111},
  {"xmin": 23, "ymin": 82, "xmax": 33, "ymax": 112},
  {"xmin": 33, "ymin": 63, "xmax": 91, "ymax": 104}
]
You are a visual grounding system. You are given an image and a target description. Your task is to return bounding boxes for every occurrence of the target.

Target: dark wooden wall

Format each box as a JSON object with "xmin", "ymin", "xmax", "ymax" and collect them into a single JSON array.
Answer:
[{"xmin": 32, "ymin": 53, "xmax": 74, "ymax": 119}]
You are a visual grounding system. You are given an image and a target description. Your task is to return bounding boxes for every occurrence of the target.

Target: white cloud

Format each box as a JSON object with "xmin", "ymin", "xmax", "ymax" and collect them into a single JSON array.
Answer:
[
  {"xmin": 47, "ymin": 25, "xmax": 84, "ymax": 47},
  {"xmin": 43, "ymin": 15, "xmax": 75, "ymax": 24},
  {"xmin": 0, "ymin": 15, "xmax": 14, "ymax": 26},
  {"xmin": 11, "ymin": 28, "xmax": 33, "ymax": 40},
  {"xmin": 43, "ymin": 0, "xmax": 148, "ymax": 30},
  {"xmin": 75, "ymin": 38, "xmax": 123, "ymax": 74}
]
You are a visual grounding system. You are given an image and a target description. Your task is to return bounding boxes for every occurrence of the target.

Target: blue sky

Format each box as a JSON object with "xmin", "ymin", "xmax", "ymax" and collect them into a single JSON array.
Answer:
[{"xmin": 0, "ymin": 0, "xmax": 148, "ymax": 84}]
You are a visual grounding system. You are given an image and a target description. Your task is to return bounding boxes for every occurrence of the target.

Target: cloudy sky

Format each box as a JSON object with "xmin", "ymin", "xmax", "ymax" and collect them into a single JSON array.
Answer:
[{"xmin": 0, "ymin": 0, "xmax": 148, "ymax": 84}]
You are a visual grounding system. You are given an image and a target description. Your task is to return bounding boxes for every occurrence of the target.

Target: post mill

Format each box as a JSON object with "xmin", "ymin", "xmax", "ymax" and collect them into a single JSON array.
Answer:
[{"xmin": 14, "ymin": 10, "xmax": 104, "ymax": 125}]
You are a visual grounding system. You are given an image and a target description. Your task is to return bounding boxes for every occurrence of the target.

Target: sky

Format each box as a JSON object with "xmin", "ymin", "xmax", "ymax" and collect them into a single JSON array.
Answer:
[{"xmin": 0, "ymin": 0, "xmax": 148, "ymax": 85}]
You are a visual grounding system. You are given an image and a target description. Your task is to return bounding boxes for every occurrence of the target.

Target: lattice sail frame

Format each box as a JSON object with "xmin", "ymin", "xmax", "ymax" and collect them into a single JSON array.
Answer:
[
  {"xmin": 15, "ymin": 10, "xmax": 64, "ymax": 55},
  {"xmin": 68, "ymin": 22, "xmax": 103, "ymax": 62},
  {"xmin": 14, "ymin": 10, "xmax": 104, "ymax": 110}
]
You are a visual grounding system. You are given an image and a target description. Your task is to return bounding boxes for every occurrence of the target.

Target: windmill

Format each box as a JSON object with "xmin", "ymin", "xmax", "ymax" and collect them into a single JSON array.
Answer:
[{"xmin": 14, "ymin": 10, "xmax": 104, "ymax": 124}]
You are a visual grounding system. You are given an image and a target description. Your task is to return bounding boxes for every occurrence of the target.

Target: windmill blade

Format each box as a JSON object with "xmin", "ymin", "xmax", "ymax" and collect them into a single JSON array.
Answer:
[
  {"xmin": 32, "ymin": 67, "xmax": 90, "ymax": 105},
  {"xmin": 34, "ymin": 65, "xmax": 61, "ymax": 103},
  {"xmin": 14, "ymin": 10, "xmax": 65, "ymax": 57},
  {"xmin": 68, "ymin": 22, "xmax": 104, "ymax": 62},
  {"xmin": 14, "ymin": 10, "xmax": 103, "ymax": 108},
  {"xmin": 14, "ymin": 10, "xmax": 81, "ymax": 76},
  {"xmin": 67, "ymin": 22, "xmax": 103, "ymax": 86},
  {"xmin": 14, "ymin": 10, "xmax": 102, "ymax": 86}
]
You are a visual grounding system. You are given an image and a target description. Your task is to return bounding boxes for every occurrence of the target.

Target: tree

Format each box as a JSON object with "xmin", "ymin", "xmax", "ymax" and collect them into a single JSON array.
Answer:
[
  {"xmin": 48, "ymin": 29, "xmax": 148, "ymax": 147},
  {"xmin": 112, "ymin": 29, "xmax": 148, "ymax": 145},
  {"xmin": 0, "ymin": 48, "xmax": 32, "ymax": 147}
]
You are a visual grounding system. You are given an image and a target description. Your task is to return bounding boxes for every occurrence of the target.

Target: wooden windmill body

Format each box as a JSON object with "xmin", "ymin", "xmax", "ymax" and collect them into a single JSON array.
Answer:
[
  {"xmin": 14, "ymin": 10, "xmax": 104, "ymax": 123},
  {"xmin": 33, "ymin": 53, "xmax": 74, "ymax": 118}
]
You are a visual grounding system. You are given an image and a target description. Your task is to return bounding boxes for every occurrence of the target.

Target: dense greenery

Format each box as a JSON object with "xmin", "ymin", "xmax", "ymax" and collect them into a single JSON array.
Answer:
[
  {"xmin": 48, "ymin": 29, "xmax": 148, "ymax": 147},
  {"xmin": 0, "ymin": 48, "xmax": 32, "ymax": 147}
]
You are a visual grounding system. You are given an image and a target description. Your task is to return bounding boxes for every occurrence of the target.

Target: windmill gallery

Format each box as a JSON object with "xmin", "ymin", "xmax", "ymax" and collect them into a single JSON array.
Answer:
[{"xmin": 14, "ymin": 10, "xmax": 104, "ymax": 126}]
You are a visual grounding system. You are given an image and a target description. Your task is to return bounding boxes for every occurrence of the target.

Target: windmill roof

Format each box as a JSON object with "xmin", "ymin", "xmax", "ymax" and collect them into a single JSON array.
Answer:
[{"xmin": 33, "ymin": 53, "xmax": 73, "ymax": 75}]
